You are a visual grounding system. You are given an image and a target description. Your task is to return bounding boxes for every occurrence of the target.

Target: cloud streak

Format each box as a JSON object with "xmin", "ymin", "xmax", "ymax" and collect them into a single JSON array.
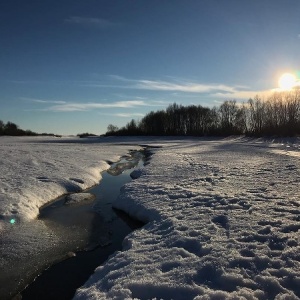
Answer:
[
  {"xmin": 47, "ymin": 100, "xmax": 147, "ymax": 112},
  {"xmin": 65, "ymin": 16, "xmax": 117, "ymax": 29},
  {"xmin": 98, "ymin": 112, "xmax": 145, "ymax": 118},
  {"xmin": 106, "ymin": 75, "xmax": 252, "ymax": 95},
  {"xmin": 113, "ymin": 113, "xmax": 145, "ymax": 118},
  {"xmin": 29, "ymin": 98, "xmax": 155, "ymax": 112},
  {"xmin": 211, "ymin": 89, "xmax": 274, "ymax": 100},
  {"xmin": 106, "ymin": 75, "xmax": 275, "ymax": 100},
  {"xmin": 136, "ymin": 80, "xmax": 239, "ymax": 93},
  {"xmin": 21, "ymin": 97, "xmax": 67, "ymax": 104}
]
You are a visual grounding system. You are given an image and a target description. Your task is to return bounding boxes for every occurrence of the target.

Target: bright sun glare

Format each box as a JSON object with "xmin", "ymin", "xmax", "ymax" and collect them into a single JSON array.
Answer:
[{"xmin": 278, "ymin": 73, "xmax": 297, "ymax": 90}]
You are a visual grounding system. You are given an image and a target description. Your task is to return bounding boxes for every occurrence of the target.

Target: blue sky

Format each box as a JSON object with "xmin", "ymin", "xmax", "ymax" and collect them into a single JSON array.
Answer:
[{"xmin": 0, "ymin": 0, "xmax": 299, "ymax": 135}]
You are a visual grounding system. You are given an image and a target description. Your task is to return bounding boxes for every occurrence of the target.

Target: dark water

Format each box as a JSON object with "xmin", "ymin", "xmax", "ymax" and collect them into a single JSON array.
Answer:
[{"xmin": 20, "ymin": 151, "xmax": 145, "ymax": 300}]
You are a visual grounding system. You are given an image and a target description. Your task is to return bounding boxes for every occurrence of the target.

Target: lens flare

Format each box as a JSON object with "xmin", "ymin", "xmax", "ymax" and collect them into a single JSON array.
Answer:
[{"xmin": 10, "ymin": 218, "xmax": 16, "ymax": 224}]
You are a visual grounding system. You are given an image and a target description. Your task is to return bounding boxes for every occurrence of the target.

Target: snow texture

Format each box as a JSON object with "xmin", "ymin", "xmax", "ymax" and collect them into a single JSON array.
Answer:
[
  {"xmin": 0, "ymin": 136, "xmax": 140, "ymax": 223},
  {"xmin": 2, "ymin": 135, "xmax": 300, "ymax": 299},
  {"xmin": 74, "ymin": 136, "xmax": 300, "ymax": 300},
  {"xmin": 0, "ymin": 136, "xmax": 143, "ymax": 298},
  {"xmin": 65, "ymin": 193, "xmax": 95, "ymax": 205}
]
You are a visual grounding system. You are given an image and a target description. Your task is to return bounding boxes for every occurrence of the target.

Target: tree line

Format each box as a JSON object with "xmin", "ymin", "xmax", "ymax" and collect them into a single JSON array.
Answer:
[
  {"xmin": 106, "ymin": 90, "xmax": 300, "ymax": 137},
  {"xmin": 0, "ymin": 120, "xmax": 60, "ymax": 137}
]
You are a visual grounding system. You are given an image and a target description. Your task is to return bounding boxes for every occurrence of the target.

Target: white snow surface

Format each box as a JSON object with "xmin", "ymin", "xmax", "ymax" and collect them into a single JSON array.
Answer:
[
  {"xmin": 74, "ymin": 136, "xmax": 300, "ymax": 300},
  {"xmin": 0, "ymin": 136, "xmax": 140, "ymax": 224},
  {"xmin": 0, "ymin": 136, "xmax": 145, "ymax": 298},
  {"xmin": 2, "ymin": 135, "xmax": 300, "ymax": 299}
]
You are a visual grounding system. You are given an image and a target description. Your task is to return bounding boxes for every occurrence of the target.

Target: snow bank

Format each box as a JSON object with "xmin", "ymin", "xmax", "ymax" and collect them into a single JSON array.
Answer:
[
  {"xmin": 75, "ymin": 137, "xmax": 300, "ymax": 299},
  {"xmin": 0, "ymin": 136, "xmax": 141, "ymax": 223}
]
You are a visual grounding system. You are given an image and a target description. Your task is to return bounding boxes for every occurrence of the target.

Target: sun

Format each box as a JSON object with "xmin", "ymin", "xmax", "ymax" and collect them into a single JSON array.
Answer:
[{"xmin": 278, "ymin": 73, "xmax": 297, "ymax": 90}]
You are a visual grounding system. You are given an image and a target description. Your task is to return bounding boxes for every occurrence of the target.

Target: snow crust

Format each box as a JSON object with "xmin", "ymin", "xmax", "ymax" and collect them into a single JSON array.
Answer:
[
  {"xmin": 2, "ymin": 135, "xmax": 300, "ymax": 299},
  {"xmin": 75, "ymin": 137, "xmax": 300, "ymax": 299},
  {"xmin": 0, "ymin": 136, "xmax": 140, "ymax": 224},
  {"xmin": 0, "ymin": 136, "xmax": 143, "ymax": 298}
]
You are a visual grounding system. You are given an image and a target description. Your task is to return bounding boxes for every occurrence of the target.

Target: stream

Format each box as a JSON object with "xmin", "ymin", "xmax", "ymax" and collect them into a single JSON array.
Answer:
[{"xmin": 1, "ymin": 150, "xmax": 145, "ymax": 300}]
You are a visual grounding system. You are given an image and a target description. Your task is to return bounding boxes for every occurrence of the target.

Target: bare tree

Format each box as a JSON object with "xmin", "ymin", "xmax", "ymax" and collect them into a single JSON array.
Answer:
[{"xmin": 107, "ymin": 124, "xmax": 119, "ymax": 134}]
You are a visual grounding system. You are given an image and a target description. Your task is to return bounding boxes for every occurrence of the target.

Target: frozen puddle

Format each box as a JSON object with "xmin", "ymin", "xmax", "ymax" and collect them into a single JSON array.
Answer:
[{"xmin": 0, "ymin": 150, "xmax": 145, "ymax": 300}]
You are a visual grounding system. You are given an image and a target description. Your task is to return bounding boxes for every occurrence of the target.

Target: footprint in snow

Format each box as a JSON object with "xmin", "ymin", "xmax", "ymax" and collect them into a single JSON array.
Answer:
[{"xmin": 37, "ymin": 176, "xmax": 52, "ymax": 182}]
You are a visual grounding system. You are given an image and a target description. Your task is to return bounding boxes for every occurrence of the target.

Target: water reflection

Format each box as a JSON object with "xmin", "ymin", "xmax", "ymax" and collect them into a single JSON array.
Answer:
[{"xmin": 20, "ymin": 150, "xmax": 145, "ymax": 300}]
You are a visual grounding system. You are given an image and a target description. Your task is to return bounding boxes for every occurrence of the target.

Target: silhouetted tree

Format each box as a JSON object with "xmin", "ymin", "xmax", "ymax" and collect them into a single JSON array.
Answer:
[
  {"xmin": 106, "ymin": 90, "xmax": 300, "ymax": 137},
  {"xmin": 0, "ymin": 120, "xmax": 51, "ymax": 136},
  {"xmin": 125, "ymin": 119, "xmax": 140, "ymax": 135},
  {"xmin": 247, "ymin": 96, "xmax": 265, "ymax": 136},
  {"xmin": 4, "ymin": 122, "xmax": 20, "ymax": 136},
  {"xmin": 0, "ymin": 120, "xmax": 4, "ymax": 135},
  {"xmin": 107, "ymin": 124, "xmax": 119, "ymax": 134}
]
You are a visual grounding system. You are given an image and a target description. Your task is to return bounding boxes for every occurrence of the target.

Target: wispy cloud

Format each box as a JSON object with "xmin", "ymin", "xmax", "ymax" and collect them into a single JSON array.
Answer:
[
  {"xmin": 46, "ymin": 101, "xmax": 146, "ymax": 112},
  {"xmin": 213, "ymin": 84, "xmax": 300, "ymax": 100},
  {"xmin": 107, "ymin": 75, "xmax": 249, "ymax": 95},
  {"xmin": 105, "ymin": 75, "xmax": 278, "ymax": 101},
  {"xmin": 211, "ymin": 89, "xmax": 274, "ymax": 100},
  {"xmin": 113, "ymin": 113, "xmax": 145, "ymax": 118},
  {"xmin": 136, "ymin": 80, "xmax": 239, "ymax": 94},
  {"xmin": 98, "ymin": 112, "xmax": 145, "ymax": 118},
  {"xmin": 28, "ymin": 98, "xmax": 155, "ymax": 112},
  {"xmin": 20, "ymin": 97, "xmax": 66, "ymax": 104},
  {"xmin": 65, "ymin": 16, "xmax": 117, "ymax": 29}
]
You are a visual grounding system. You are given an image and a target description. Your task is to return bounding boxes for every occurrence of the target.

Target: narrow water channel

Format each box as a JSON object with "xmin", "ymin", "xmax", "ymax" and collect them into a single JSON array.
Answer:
[{"xmin": 19, "ymin": 150, "xmax": 145, "ymax": 300}]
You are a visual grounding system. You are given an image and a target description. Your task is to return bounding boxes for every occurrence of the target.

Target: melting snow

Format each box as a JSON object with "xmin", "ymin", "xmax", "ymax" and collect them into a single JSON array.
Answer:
[
  {"xmin": 74, "ymin": 137, "xmax": 300, "ymax": 300},
  {"xmin": 2, "ymin": 136, "xmax": 300, "ymax": 299},
  {"xmin": 0, "ymin": 136, "xmax": 142, "ymax": 299},
  {"xmin": 0, "ymin": 136, "xmax": 140, "ymax": 223}
]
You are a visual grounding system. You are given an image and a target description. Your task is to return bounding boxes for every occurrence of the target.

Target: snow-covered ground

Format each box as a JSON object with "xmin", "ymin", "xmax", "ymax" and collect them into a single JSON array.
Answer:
[
  {"xmin": 0, "ymin": 136, "xmax": 142, "ymax": 299},
  {"xmin": 2, "ymin": 136, "xmax": 300, "ymax": 299},
  {"xmin": 0, "ymin": 136, "xmax": 141, "ymax": 224},
  {"xmin": 74, "ymin": 136, "xmax": 300, "ymax": 299}
]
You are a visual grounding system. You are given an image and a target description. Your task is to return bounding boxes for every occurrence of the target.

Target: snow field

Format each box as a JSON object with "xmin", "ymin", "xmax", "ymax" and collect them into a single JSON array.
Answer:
[
  {"xmin": 75, "ymin": 138, "xmax": 300, "ymax": 299},
  {"xmin": 0, "ymin": 136, "xmax": 144, "ymax": 298},
  {"xmin": 0, "ymin": 136, "xmax": 141, "ymax": 224}
]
